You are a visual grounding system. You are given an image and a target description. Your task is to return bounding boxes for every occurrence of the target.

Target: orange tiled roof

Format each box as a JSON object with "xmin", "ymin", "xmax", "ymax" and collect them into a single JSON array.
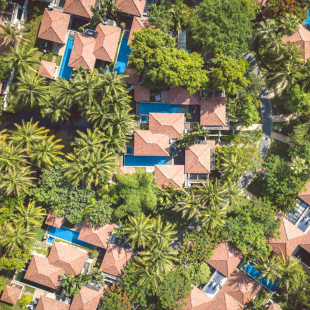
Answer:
[
  {"xmin": 38, "ymin": 9, "xmax": 70, "ymax": 44},
  {"xmin": 134, "ymin": 130, "xmax": 170, "ymax": 156},
  {"xmin": 267, "ymin": 302, "xmax": 283, "ymax": 310},
  {"xmin": 115, "ymin": 0, "xmax": 146, "ymax": 16},
  {"xmin": 149, "ymin": 113, "xmax": 185, "ymax": 139},
  {"xmin": 45, "ymin": 210, "xmax": 65, "ymax": 228},
  {"xmin": 134, "ymin": 85, "xmax": 150, "ymax": 102},
  {"xmin": 63, "ymin": 0, "xmax": 96, "ymax": 19},
  {"xmin": 124, "ymin": 68, "xmax": 140, "ymax": 85},
  {"xmin": 181, "ymin": 285, "xmax": 211, "ymax": 310},
  {"xmin": 185, "ymin": 141, "xmax": 215, "ymax": 174},
  {"xmin": 36, "ymin": 296, "xmax": 70, "ymax": 310},
  {"xmin": 78, "ymin": 221, "xmax": 115, "ymax": 249},
  {"xmin": 0, "ymin": 285, "xmax": 21, "ymax": 305},
  {"xmin": 200, "ymin": 97, "xmax": 229, "ymax": 129},
  {"xmin": 206, "ymin": 292, "xmax": 243, "ymax": 310},
  {"xmin": 207, "ymin": 241, "xmax": 243, "ymax": 278},
  {"xmin": 100, "ymin": 244, "xmax": 133, "ymax": 277},
  {"xmin": 70, "ymin": 287, "xmax": 102, "ymax": 310},
  {"xmin": 154, "ymin": 165, "xmax": 185, "ymax": 189},
  {"xmin": 128, "ymin": 16, "xmax": 149, "ymax": 45},
  {"xmin": 298, "ymin": 180, "xmax": 310, "ymax": 205},
  {"xmin": 118, "ymin": 167, "xmax": 136, "ymax": 174},
  {"xmin": 38, "ymin": 61, "xmax": 56, "ymax": 79},
  {"xmin": 170, "ymin": 86, "xmax": 200, "ymax": 105}
]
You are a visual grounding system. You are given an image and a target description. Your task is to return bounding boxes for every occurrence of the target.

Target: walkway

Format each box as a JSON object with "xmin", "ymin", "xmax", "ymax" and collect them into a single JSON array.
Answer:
[
  {"xmin": 272, "ymin": 113, "xmax": 300, "ymax": 122},
  {"xmin": 271, "ymin": 132, "xmax": 290, "ymax": 144}
]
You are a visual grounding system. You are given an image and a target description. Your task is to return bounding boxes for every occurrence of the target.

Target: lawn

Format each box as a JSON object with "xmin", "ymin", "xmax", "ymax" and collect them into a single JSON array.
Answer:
[
  {"xmin": 0, "ymin": 302, "xmax": 22, "ymax": 310},
  {"xmin": 33, "ymin": 224, "xmax": 47, "ymax": 241},
  {"xmin": 270, "ymin": 95, "xmax": 288, "ymax": 115},
  {"xmin": 266, "ymin": 140, "xmax": 289, "ymax": 160},
  {"xmin": 24, "ymin": 286, "xmax": 35, "ymax": 294}
]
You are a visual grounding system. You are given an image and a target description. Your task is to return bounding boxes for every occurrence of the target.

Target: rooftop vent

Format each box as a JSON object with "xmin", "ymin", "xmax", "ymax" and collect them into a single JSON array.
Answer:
[{"xmin": 85, "ymin": 29, "xmax": 95, "ymax": 36}]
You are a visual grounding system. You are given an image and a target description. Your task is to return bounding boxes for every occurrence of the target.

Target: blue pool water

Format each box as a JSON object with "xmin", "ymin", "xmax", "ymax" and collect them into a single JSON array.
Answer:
[
  {"xmin": 243, "ymin": 263, "xmax": 278, "ymax": 292},
  {"xmin": 124, "ymin": 155, "xmax": 172, "ymax": 166},
  {"xmin": 59, "ymin": 38, "xmax": 74, "ymax": 80},
  {"xmin": 139, "ymin": 103, "xmax": 187, "ymax": 115},
  {"xmin": 126, "ymin": 146, "xmax": 133, "ymax": 154},
  {"xmin": 114, "ymin": 32, "xmax": 131, "ymax": 74},
  {"xmin": 48, "ymin": 226, "xmax": 91, "ymax": 248},
  {"xmin": 304, "ymin": 10, "xmax": 310, "ymax": 26},
  {"xmin": 47, "ymin": 236, "xmax": 55, "ymax": 245}
]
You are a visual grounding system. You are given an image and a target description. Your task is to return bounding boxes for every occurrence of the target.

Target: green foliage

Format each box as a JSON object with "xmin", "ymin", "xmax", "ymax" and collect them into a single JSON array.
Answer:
[
  {"xmin": 186, "ymin": 262, "xmax": 211, "ymax": 287},
  {"xmin": 19, "ymin": 295, "xmax": 33, "ymax": 309},
  {"xmin": 85, "ymin": 199, "xmax": 113, "ymax": 227},
  {"xmin": 268, "ymin": 0, "xmax": 307, "ymax": 21},
  {"xmin": 0, "ymin": 249, "xmax": 31, "ymax": 272},
  {"xmin": 0, "ymin": 56, "xmax": 11, "ymax": 80},
  {"xmin": 289, "ymin": 123, "xmax": 310, "ymax": 162},
  {"xmin": 283, "ymin": 84, "xmax": 310, "ymax": 114},
  {"xmin": 88, "ymin": 249, "xmax": 99, "ymax": 259},
  {"xmin": 102, "ymin": 284, "xmax": 132, "ymax": 310},
  {"xmin": 0, "ymin": 276, "xmax": 6, "ymax": 293},
  {"xmin": 176, "ymin": 124, "xmax": 209, "ymax": 148},
  {"xmin": 60, "ymin": 274, "xmax": 88, "ymax": 296},
  {"xmin": 0, "ymin": 194, "xmax": 25, "ymax": 225}
]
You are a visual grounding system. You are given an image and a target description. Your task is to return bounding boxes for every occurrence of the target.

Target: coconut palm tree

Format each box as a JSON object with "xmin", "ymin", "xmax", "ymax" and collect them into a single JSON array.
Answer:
[
  {"xmin": 14, "ymin": 201, "xmax": 46, "ymax": 230},
  {"xmin": 4, "ymin": 44, "xmax": 39, "ymax": 73},
  {"xmin": 121, "ymin": 213, "xmax": 153, "ymax": 249},
  {"xmin": 101, "ymin": 127, "xmax": 127, "ymax": 154},
  {"xmin": 100, "ymin": 70, "xmax": 128, "ymax": 100},
  {"xmin": 175, "ymin": 189, "xmax": 205, "ymax": 221},
  {"xmin": 289, "ymin": 157, "xmax": 308, "ymax": 174},
  {"xmin": 201, "ymin": 207, "xmax": 227, "ymax": 230},
  {"xmin": 55, "ymin": 78, "xmax": 75, "ymax": 108},
  {"xmin": 85, "ymin": 103, "xmax": 110, "ymax": 129},
  {"xmin": 60, "ymin": 274, "xmax": 88, "ymax": 296},
  {"xmin": 264, "ymin": 33, "xmax": 285, "ymax": 55},
  {"xmin": 255, "ymin": 19, "xmax": 278, "ymax": 44},
  {"xmin": 221, "ymin": 153, "xmax": 246, "ymax": 180},
  {"xmin": 194, "ymin": 179, "xmax": 227, "ymax": 210},
  {"xmin": 254, "ymin": 254, "xmax": 281, "ymax": 286},
  {"xmin": 89, "ymin": 268, "xmax": 104, "ymax": 284},
  {"xmin": 223, "ymin": 178, "xmax": 243, "ymax": 205},
  {"xmin": 30, "ymin": 135, "xmax": 64, "ymax": 169},
  {"xmin": 0, "ymin": 223, "xmax": 36, "ymax": 252},
  {"xmin": 9, "ymin": 119, "xmax": 50, "ymax": 149},
  {"xmin": 16, "ymin": 73, "xmax": 49, "ymax": 108},
  {"xmin": 0, "ymin": 22, "xmax": 29, "ymax": 46},
  {"xmin": 279, "ymin": 14, "xmax": 299, "ymax": 36},
  {"xmin": 0, "ymin": 166, "xmax": 35, "ymax": 196}
]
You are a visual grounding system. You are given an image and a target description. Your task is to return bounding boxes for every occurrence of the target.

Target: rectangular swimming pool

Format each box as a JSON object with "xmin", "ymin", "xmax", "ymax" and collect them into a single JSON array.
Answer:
[
  {"xmin": 124, "ymin": 155, "xmax": 172, "ymax": 167},
  {"xmin": 58, "ymin": 37, "xmax": 74, "ymax": 80},
  {"xmin": 114, "ymin": 31, "xmax": 131, "ymax": 75},
  {"xmin": 139, "ymin": 103, "xmax": 187, "ymax": 114}
]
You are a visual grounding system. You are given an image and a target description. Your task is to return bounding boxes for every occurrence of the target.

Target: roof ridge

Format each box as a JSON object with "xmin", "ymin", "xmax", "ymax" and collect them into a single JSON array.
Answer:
[
  {"xmin": 68, "ymin": 0, "xmax": 90, "ymax": 18},
  {"xmin": 44, "ymin": 26, "xmax": 62, "ymax": 46}
]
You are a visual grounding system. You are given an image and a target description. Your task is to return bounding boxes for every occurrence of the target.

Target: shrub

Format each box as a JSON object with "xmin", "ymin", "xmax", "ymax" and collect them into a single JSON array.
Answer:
[{"xmin": 19, "ymin": 295, "xmax": 33, "ymax": 309}]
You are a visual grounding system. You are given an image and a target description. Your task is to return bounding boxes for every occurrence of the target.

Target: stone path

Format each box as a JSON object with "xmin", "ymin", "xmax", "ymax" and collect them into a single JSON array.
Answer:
[
  {"xmin": 271, "ymin": 132, "xmax": 290, "ymax": 144},
  {"xmin": 234, "ymin": 124, "xmax": 262, "ymax": 131},
  {"xmin": 272, "ymin": 113, "xmax": 300, "ymax": 122}
]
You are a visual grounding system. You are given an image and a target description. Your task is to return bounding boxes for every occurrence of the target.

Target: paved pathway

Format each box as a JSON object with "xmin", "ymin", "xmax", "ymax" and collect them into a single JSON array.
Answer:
[
  {"xmin": 272, "ymin": 113, "xmax": 300, "ymax": 122},
  {"xmin": 271, "ymin": 132, "xmax": 290, "ymax": 144}
]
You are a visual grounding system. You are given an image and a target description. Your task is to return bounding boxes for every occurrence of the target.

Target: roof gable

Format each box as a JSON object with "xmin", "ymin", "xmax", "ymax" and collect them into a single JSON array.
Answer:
[
  {"xmin": 45, "ymin": 210, "xmax": 65, "ymax": 228},
  {"xmin": 36, "ymin": 296, "xmax": 70, "ymax": 310},
  {"xmin": 170, "ymin": 86, "xmax": 200, "ymax": 105},
  {"xmin": 63, "ymin": 0, "xmax": 95, "ymax": 19},
  {"xmin": 38, "ymin": 61, "xmax": 56, "ymax": 79},
  {"xmin": 128, "ymin": 16, "xmax": 149, "ymax": 44},
  {"xmin": 0, "ymin": 285, "xmax": 21, "ymax": 305},
  {"xmin": 134, "ymin": 85, "xmax": 150, "ymax": 102},
  {"xmin": 115, "ymin": 0, "xmax": 146, "ymax": 16},
  {"xmin": 70, "ymin": 287, "xmax": 102, "ymax": 310},
  {"xmin": 154, "ymin": 165, "xmax": 185, "ymax": 189}
]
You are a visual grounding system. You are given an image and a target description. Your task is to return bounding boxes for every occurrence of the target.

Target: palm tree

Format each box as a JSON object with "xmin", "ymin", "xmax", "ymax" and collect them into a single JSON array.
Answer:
[
  {"xmin": 4, "ymin": 44, "xmax": 39, "ymax": 73},
  {"xmin": 223, "ymin": 178, "xmax": 243, "ymax": 205},
  {"xmin": 0, "ymin": 223, "xmax": 36, "ymax": 252},
  {"xmin": 16, "ymin": 73, "xmax": 49, "ymax": 108},
  {"xmin": 14, "ymin": 201, "xmax": 46, "ymax": 230},
  {"xmin": 264, "ymin": 33, "xmax": 285, "ymax": 55},
  {"xmin": 194, "ymin": 179, "xmax": 227, "ymax": 210},
  {"xmin": 101, "ymin": 127, "xmax": 127, "ymax": 154},
  {"xmin": 175, "ymin": 190, "xmax": 205, "ymax": 221},
  {"xmin": 0, "ymin": 22, "xmax": 29, "ymax": 46},
  {"xmin": 121, "ymin": 213, "xmax": 153, "ymax": 249},
  {"xmin": 0, "ymin": 166, "xmax": 35, "ymax": 196},
  {"xmin": 201, "ymin": 207, "xmax": 227, "ymax": 230},
  {"xmin": 54, "ymin": 78, "xmax": 75, "ymax": 108},
  {"xmin": 255, "ymin": 254, "xmax": 281, "ymax": 286},
  {"xmin": 40, "ymin": 94, "xmax": 70, "ymax": 123},
  {"xmin": 281, "ymin": 42, "xmax": 304, "ymax": 63},
  {"xmin": 60, "ymin": 274, "xmax": 88, "ymax": 296},
  {"xmin": 255, "ymin": 19, "xmax": 278, "ymax": 44},
  {"xmin": 221, "ymin": 154, "xmax": 247, "ymax": 180},
  {"xmin": 100, "ymin": 70, "xmax": 128, "ymax": 100},
  {"xmin": 9, "ymin": 119, "xmax": 49, "ymax": 149},
  {"xmin": 279, "ymin": 14, "xmax": 300, "ymax": 36},
  {"xmin": 289, "ymin": 157, "xmax": 308, "ymax": 174},
  {"xmin": 89, "ymin": 268, "xmax": 104, "ymax": 284}
]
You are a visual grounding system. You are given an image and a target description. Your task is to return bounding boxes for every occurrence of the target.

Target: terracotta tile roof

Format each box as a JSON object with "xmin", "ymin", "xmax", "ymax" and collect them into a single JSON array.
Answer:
[
  {"xmin": 206, "ymin": 292, "xmax": 243, "ymax": 310},
  {"xmin": 134, "ymin": 85, "xmax": 150, "ymax": 102},
  {"xmin": 36, "ymin": 296, "xmax": 70, "ymax": 310},
  {"xmin": 93, "ymin": 24, "xmax": 121, "ymax": 62},
  {"xmin": 170, "ymin": 86, "xmax": 200, "ymax": 105},
  {"xmin": 200, "ymin": 97, "xmax": 229, "ymax": 129},
  {"xmin": 115, "ymin": 0, "xmax": 146, "ymax": 16},
  {"xmin": 63, "ymin": 0, "xmax": 96, "ymax": 19},
  {"xmin": 48, "ymin": 242, "xmax": 87, "ymax": 275},
  {"xmin": 134, "ymin": 130, "xmax": 170, "ymax": 156},
  {"xmin": 118, "ymin": 167, "xmax": 136, "ymax": 174},
  {"xmin": 267, "ymin": 302, "xmax": 282, "ymax": 310},
  {"xmin": 70, "ymin": 287, "xmax": 102, "ymax": 310},
  {"xmin": 0, "ymin": 285, "xmax": 21, "ymax": 305},
  {"xmin": 100, "ymin": 244, "xmax": 133, "ymax": 277},
  {"xmin": 38, "ymin": 9, "xmax": 70, "ymax": 44},
  {"xmin": 38, "ymin": 61, "xmax": 56, "ymax": 79},
  {"xmin": 124, "ymin": 68, "xmax": 140, "ymax": 85},
  {"xmin": 207, "ymin": 241, "xmax": 243, "ymax": 278},
  {"xmin": 149, "ymin": 113, "xmax": 185, "ymax": 139},
  {"xmin": 68, "ymin": 33, "xmax": 96, "ymax": 70},
  {"xmin": 222, "ymin": 269, "xmax": 261, "ymax": 305},
  {"xmin": 181, "ymin": 285, "xmax": 211, "ymax": 310},
  {"xmin": 185, "ymin": 141, "xmax": 215, "ymax": 174},
  {"xmin": 267, "ymin": 217, "xmax": 305, "ymax": 258},
  {"xmin": 78, "ymin": 221, "xmax": 115, "ymax": 249},
  {"xmin": 283, "ymin": 25, "xmax": 310, "ymax": 62},
  {"xmin": 45, "ymin": 210, "xmax": 65, "ymax": 228},
  {"xmin": 154, "ymin": 165, "xmax": 185, "ymax": 189},
  {"xmin": 298, "ymin": 180, "xmax": 310, "ymax": 205},
  {"xmin": 24, "ymin": 255, "xmax": 64, "ymax": 290},
  {"xmin": 128, "ymin": 16, "xmax": 149, "ymax": 45}
]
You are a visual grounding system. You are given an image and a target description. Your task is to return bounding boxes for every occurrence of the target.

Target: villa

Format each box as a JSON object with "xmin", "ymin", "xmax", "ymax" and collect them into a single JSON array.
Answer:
[
  {"xmin": 36, "ymin": 296, "xmax": 70, "ymax": 310},
  {"xmin": 70, "ymin": 286, "xmax": 103, "ymax": 310},
  {"xmin": 0, "ymin": 284, "xmax": 22, "ymax": 306}
]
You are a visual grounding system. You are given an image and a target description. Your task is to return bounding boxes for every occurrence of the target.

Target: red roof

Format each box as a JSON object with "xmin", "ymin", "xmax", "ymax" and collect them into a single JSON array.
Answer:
[
  {"xmin": 124, "ymin": 68, "xmax": 140, "ymax": 85},
  {"xmin": 70, "ymin": 287, "xmax": 102, "ymax": 310},
  {"xmin": 154, "ymin": 165, "xmax": 185, "ymax": 189},
  {"xmin": 134, "ymin": 85, "xmax": 150, "ymax": 102},
  {"xmin": 128, "ymin": 16, "xmax": 149, "ymax": 45},
  {"xmin": 149, "ymin": 113, "xmax": 184, "ymax": 139},
  {"xmin": 63, "ymin": 0, "xmax": 96, "ymax": 19},
  {"xmin": 206, "ymin": 292, "xmax": 243, "ymax": 310},
  {"xmin": 181, "ymin": 285, "xmax": 211, "ymax": 310},
  {"xmin": 207, "ymin": 241, "xmax": 243, "ymax": 278},
  {"xmin": 45, "ymin": 210, "xmax": 65, "ymax": 228},
  {"xmin": 200, "ymin": 97, "xmax": 229, "ymax": 129},
  {"xmin": 68, "ymin": 33, "xmax": 96, "ymax": 70},
  {"xmin": 78, "ymin": 221, "xmax": 115, "ymax": 249},
  {"xmin": 93, "ymin": 24, "xmax": 121, "ymax": 62},
  {"xmin": 36, "ymin": 296, "xmax": 70, "ymax": 310},
  {"xmin": 267, "ymin": 217, "xmax": 305, "ymax": 258},
  {"xmin": 298, "ymin": 180, "xmax": 310, "ymax": 205},
  {"xmin": 185, "ymin": 141, "xmax": 215, "ymax": 174},
  {"xmin": 38, "ymin": 61, "xmax": 56, "ymax": 79},
  {"xmin": 0, "ymin": 285, "xmax": 21, "ymax": 305},
  {"xmin": 100, "ymin": 244, "xmax": 133, "ymax": 277},
  {"xmin": 268, "ymin": 302, "xmax": 283, "ymax": 310},
  {"xmin": 24, "ymin": 255, "xmax": 64, "ymax": 290},
  {"xmin": 118, "ymin": 166, "xmax": 136, "ymax": 174},
  {"xmin": 283, "ymin": 25, "xmax": 310, "ymax": 62},
  {"xmin": 48, "ymin": 242, "xmax": 87, "ymax": 275},
  {"xmin": 170, "ymin": 86, "xmax": 200, "ymax": 105},
  {"xmin": 134, "ymin": 130, "xmax": 170, "ymax": 156},
  {"xmin": 115, "ymin": 0, "xmax": 146, "ymax": 16},
  {"xmin": 38, "ymin": 9, "xmax": 70, "ymax": 44}
]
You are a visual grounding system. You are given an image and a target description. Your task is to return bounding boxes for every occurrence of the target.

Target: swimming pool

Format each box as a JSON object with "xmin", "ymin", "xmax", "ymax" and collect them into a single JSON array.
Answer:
[
  {"xmin": 139, "ymin": 103, "xmax": 187, "ymax": 114},
  {"xmin": 114, "ymin": 31, "xmax": 131, "ymax": 74},
  {"xmin": 58, "ymin": 37, "xmax": 74, "ymax": 80},
  {"xmin": 124, "ymin": 155, "xmax": 172, "ymax": 166},
  {"xmin": 242, "ymin": 263, "xmax": 278, "ymax": 292},
  {"xmin": 304, "ymin": 10, "xmax": 310, "ymax": 28},
  {"xmin": 48, "ymin": 226, "xmax": 91, "ymax": 248},
  {"xmin": 47, "ymin": 236, "xmax": 55, "ymax": 245}
]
